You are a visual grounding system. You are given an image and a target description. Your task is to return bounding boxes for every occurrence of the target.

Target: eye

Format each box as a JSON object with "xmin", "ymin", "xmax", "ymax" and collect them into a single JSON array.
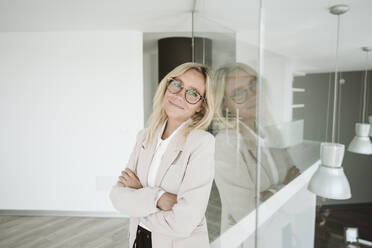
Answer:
[
  {"xmin": 187, "ymin": 89, "xmax": 198, "ymax": 97},
  {"xmin": 171, "ymin": 80, "xmax": 182, "ymax": 88},
  {"xmin": 233, "ymin": 89, "xmax": 246, "ymax": 97}
]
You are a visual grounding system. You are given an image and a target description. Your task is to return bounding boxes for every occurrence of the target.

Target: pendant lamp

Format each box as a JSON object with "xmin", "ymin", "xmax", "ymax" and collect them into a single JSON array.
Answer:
[
  {"xmin": 347, "ymin": 47, "xmax": 372, "ymax": 154},
  {"xmin": 309, "ymin": 143, "xmax": 351, "ymax": 199},
  {"xmin": 308, "ymin": 4, "xmax": 351, "ymax": 200}
]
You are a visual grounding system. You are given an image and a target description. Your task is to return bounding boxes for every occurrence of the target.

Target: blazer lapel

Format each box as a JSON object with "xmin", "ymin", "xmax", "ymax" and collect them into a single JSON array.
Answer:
[
  {"xmin": 137, "ymin": 130, "xmax": 159, "ymax": 187},
  {"xmin": 154, "ymin": 129, "xmax": 187, "ymax": 186}
]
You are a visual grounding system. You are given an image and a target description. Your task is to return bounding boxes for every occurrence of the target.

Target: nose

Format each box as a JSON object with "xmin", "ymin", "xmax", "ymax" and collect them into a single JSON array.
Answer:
[{"xmin": 174, "ymin": 87, "xmax": 186, "ymax": 101}]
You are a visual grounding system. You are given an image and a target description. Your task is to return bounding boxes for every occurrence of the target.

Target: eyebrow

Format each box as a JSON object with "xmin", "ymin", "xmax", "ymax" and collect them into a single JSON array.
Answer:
[{"xmin": 174, "ymin": 77, "xmax": 204, "ymax": 95}]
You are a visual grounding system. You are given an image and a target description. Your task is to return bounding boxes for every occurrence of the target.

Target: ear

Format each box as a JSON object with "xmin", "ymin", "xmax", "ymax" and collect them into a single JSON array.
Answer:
[{"xmin": 196, "ymin": 103, "xmax": 203, "ymax": 113}]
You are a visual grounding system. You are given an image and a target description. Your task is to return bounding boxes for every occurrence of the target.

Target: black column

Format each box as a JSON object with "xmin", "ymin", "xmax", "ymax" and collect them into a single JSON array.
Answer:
[{"xmin": 158, "ymin": 37, "xmax": 212, "ymax": 82}]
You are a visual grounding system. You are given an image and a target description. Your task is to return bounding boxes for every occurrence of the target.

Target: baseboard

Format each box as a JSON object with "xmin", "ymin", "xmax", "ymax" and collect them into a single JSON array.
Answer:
[{"xmin": 0, "ymin": 209, "xmax": 129, "ymax": 218}]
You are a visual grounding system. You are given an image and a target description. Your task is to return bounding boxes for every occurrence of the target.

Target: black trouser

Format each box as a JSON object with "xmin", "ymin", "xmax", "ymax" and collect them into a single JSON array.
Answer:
[{"xmin": 132, "ymin": 225, "xmax": 152, "ymax": 248}]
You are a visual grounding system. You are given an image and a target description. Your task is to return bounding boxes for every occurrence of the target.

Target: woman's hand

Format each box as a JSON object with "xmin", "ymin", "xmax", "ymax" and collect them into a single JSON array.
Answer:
[
  {"xmin": 116, "ymin": 168, "xmax": 143, "ymax": 189},
  {"xmin": 283, "ymin": 166, "xmax": 301, "ymax": 185},
  {"xmin": 157, "ymin": 192, "xmax": 178, "ymax": 211},
  {"xmin": 260, "ymin": 190, "xmax": 274, "ymax": 202}
]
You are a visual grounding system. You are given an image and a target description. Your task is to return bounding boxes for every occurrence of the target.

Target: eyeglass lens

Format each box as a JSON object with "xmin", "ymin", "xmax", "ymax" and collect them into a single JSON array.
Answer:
[
  {"xmin": 167, "ymin": 79, "xmax": 201, "ymax": 104},
  {"xmin": 230, "ymin": 81, "xmax": 256, "ymax": 104}
]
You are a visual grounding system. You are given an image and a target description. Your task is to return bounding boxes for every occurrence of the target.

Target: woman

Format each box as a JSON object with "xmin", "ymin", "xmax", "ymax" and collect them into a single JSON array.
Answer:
[
  {"xmin": 109, "ymin": 62, "xmax": 215, "ymax": 248},
  {"xmin": 212, "ymin": 62, "xmax": 300, "ymax": 234}
]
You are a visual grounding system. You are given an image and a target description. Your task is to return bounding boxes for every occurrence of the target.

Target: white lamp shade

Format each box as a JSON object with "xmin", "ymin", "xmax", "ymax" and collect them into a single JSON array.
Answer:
[
  {"xmin": 308, "ymin": 166, "xmax": 351, "ymax": 199},
  {"xmin": 369, "ymin": 116, "xmax": 372, "ymax": 136},
  {"xmin": 308, "ymin": 143, "xmax": 352, "ymax": 199},
  {"xmin": 347, "ymin": 123, "xmax": 372, "ymax": 155}
]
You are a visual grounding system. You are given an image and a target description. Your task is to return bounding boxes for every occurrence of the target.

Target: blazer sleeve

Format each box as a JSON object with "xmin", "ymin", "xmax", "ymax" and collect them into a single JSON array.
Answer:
[
  {"xmin": 109, "ymin": 128, "xmax": 163, "ymax": 217},
  {"xmin": 138, "ymin": 131, "xmax": 215, "ymax": 238}
]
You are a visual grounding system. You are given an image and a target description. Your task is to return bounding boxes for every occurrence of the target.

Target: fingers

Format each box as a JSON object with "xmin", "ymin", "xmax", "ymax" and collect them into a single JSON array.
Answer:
[
  {"xmin": 121, "ymin": 170, "xmax": 130, "ymax": 177},
  {"xmin": 118, "ymin": 176, "xmax": 128, "ymax": 187},
  {"xmin": 164, "ymin": 192, "xmax": 178, "ymax": 203},
  {"xmin": 165, "ymin": 192, "xmax": 177, "ymax": 198},
  {"xmin": 169, "ymin": 194, "xmax": 177, "ymax": 202},
  {"xmin": 125, "ymin": 168, "xmax": 139, "ymax": 179},
  {"xmin": 119, "ymin": 175, "xmax": 126, "ymax": 182},
  {"xmin": 116, "ymin": 181, "xmax": 125, "ymax": 187},
  {"xmin": 157, "ymin": 193, "xmax": 178, "ymax": 211},
  {"xmin": 120, "ymin": 171, "xmax": 132, "ymax": 182},
  {"xmin": 122, "ymin": 169, "xmax": 138, "ymax": 179},
  {"xmin": 290, "ymin": 167, "xmax": 300, "ymax": 176},
  {"xmin": 118, "ymin": 169, "xmax": 142, "ymax": 189},
  {"xmin": 119, "ymin": 169, "xmax": 132, "ymax": 183},
  {"xmin": 290, "ymin": 166, "xmax": 300, "ymax": 173}
]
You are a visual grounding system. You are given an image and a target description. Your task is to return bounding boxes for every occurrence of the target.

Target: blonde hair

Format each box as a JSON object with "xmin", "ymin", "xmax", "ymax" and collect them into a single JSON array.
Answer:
[
  {"xmin": 212, "ymin": 62, "xmax": 273, "ymax": 134},
  {"xmin": 145, "ymin": 62, "xmax": 215, "ymax": 146}
]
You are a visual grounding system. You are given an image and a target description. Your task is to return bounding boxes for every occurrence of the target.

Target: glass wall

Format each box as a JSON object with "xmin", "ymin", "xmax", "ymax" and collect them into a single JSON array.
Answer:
[
  {"xmin": 191, "ymin": 0, "xmax": 372, "ymax": 247},
  {"xmin": 144, "ymin": 1, "xmax": 372, "ymax": 246},
  {"xmin": 192, "ymin": 12, "xmax": 237, "ymax": 243}
]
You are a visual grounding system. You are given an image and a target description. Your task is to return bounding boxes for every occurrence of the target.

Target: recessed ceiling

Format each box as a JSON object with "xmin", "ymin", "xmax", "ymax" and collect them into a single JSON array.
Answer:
[{"xmin": 1, "ymin": 0, "xmax": 371, "ymax": 72}]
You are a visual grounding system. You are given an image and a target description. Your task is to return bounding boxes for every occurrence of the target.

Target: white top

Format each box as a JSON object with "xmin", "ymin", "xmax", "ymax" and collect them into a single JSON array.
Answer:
[{"xmin": 139, "ymin": 118, "xmax": 192, "ymax": 231}]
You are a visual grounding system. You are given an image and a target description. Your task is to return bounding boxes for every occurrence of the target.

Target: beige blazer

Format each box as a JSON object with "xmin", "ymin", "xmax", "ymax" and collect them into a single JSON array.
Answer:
[
  {"xmin": 109, "ymin": 125, "xmax": 215, "ymax": 248},
  {"xmin": 214, "ymin": 129, "xmax": 292, "ymax": 233}
]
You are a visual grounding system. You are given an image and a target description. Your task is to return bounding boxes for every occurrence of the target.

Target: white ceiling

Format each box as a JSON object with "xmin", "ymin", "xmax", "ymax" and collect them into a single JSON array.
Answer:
[{"xmin": 1, "ymin": 0, "xmax": 372, "ymax": 72}]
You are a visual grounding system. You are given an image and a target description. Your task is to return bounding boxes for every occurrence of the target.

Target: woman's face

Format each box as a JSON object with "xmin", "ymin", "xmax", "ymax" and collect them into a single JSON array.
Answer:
[
  {"xmin": 163, "ymin": 69, "xmax": 206, "ymax": 123},
  {"xmin": 224, "ymin": 69, "xmax": 257, "ymax": 122}
]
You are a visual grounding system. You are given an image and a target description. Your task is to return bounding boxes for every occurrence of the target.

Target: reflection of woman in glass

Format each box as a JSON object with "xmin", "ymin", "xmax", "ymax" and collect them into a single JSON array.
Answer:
[
  {"xmin": 109, "ymin": 62, "xmax": 215, "ymax": 248},
  {"xmin": 212, "ymin": 62, "xmax": 300, "ymax": 233}
]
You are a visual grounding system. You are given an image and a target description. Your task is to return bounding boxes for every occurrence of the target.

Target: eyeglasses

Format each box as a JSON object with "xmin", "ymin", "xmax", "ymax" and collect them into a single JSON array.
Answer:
[
  {"xmin": 228, "ymin": 80, "xmax": 257, "ymax": 104},
  {"xmin": 166, "ymin": 78, "xmax": 205, "ymax": 105}
]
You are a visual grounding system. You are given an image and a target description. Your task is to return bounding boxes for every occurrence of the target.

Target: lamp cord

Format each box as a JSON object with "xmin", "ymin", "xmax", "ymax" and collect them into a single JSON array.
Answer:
[
  {"xmin": 337, "ymin": 73, "xmax": 342, "ymax": 143},
  {"xmin": 332, "ymin": 15, "xmax": 341, "ymax": 143},
  {"xmin": 362, "ymin": 51, "xmax": 369, "ymax": 123},
  {"xmin": 359, "ymin": 67, "xmax": 364, "ymax": 123},
  {"xmin": 325, "ymin": 72, "xmax": 332, "ymax": 142},
  {"xmin": 366, "ymin": 68, "xmax": 370, "ymax": 119}
]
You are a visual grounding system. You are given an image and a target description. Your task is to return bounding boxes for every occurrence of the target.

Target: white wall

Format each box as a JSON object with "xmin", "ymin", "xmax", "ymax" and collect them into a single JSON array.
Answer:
[{"xmin": 0, "ymin": 30, "xmax": 143, "ymax": 212}]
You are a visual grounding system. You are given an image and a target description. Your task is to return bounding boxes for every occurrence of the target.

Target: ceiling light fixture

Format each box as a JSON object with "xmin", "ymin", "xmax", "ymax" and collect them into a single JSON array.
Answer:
[
  {"xmin": 348, "ymin": 47, "xmax": 372, "ymax": 155},
  {"xmin": 308, "ymin": 4, "xmax": 351, "ymax": 200}
]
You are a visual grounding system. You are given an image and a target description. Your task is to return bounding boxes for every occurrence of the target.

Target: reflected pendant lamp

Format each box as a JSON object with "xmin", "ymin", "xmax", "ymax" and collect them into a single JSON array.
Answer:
[
  {"xmin": 308, "ymin": 4, "xmax": 351, "ymax": 200},
  {"xmin": 348, "ymin": 47, "xmax": 372, "ymax": 155}
]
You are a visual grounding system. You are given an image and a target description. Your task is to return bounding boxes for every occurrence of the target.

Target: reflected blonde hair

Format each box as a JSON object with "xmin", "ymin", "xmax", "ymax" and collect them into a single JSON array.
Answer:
[
  {"xmin": 212, "ymin": 62, "xmax": 273, "ymax": 134},
  {"xmin": 145, "ymin": 62, "xmax": 215, "ymax": 146}
]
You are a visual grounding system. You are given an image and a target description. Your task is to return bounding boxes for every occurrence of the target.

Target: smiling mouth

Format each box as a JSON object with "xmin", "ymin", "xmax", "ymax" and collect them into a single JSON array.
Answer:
[{"xmin": 169, "ymin": 100, "xmax": 184, "ymax": 109}]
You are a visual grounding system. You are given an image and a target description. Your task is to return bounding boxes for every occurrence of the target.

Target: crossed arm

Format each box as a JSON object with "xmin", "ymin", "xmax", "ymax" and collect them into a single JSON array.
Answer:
[
  {"xmin": 114, "ymin": 168, "xmax": 178, "ymax": 211},
  {"xmin": 109, "ymin": 130, "xmax": 215, "ymax": 238},
  {"xmin": 109, "ymin": 129, "xmax": 177, "ymax": 217}
]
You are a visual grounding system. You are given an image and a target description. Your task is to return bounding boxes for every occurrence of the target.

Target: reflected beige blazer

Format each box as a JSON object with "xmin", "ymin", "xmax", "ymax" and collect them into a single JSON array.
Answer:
[
  {"xmin": 109, "ymin": 126, "xmax": 215, "ymax": 248},
  {"xmin": 214, "ymin": 129, "xmax": 292, "ymax": 232}
]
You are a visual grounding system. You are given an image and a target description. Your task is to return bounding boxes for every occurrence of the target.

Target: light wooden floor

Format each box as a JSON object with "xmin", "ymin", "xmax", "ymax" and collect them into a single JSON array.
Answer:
[
  {"xmin": 0, "ymin": 182, "xmax": 222, "ymax": 248},
  {"xmin": 0, "ymin": 215, "xmax": 129, "ymax": 248}
]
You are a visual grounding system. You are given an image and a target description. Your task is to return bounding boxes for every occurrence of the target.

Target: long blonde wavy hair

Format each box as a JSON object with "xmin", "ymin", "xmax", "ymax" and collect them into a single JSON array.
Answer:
[{"xmin": 144, "ymin": 62, "xmax": 215, "ymax": 146}]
